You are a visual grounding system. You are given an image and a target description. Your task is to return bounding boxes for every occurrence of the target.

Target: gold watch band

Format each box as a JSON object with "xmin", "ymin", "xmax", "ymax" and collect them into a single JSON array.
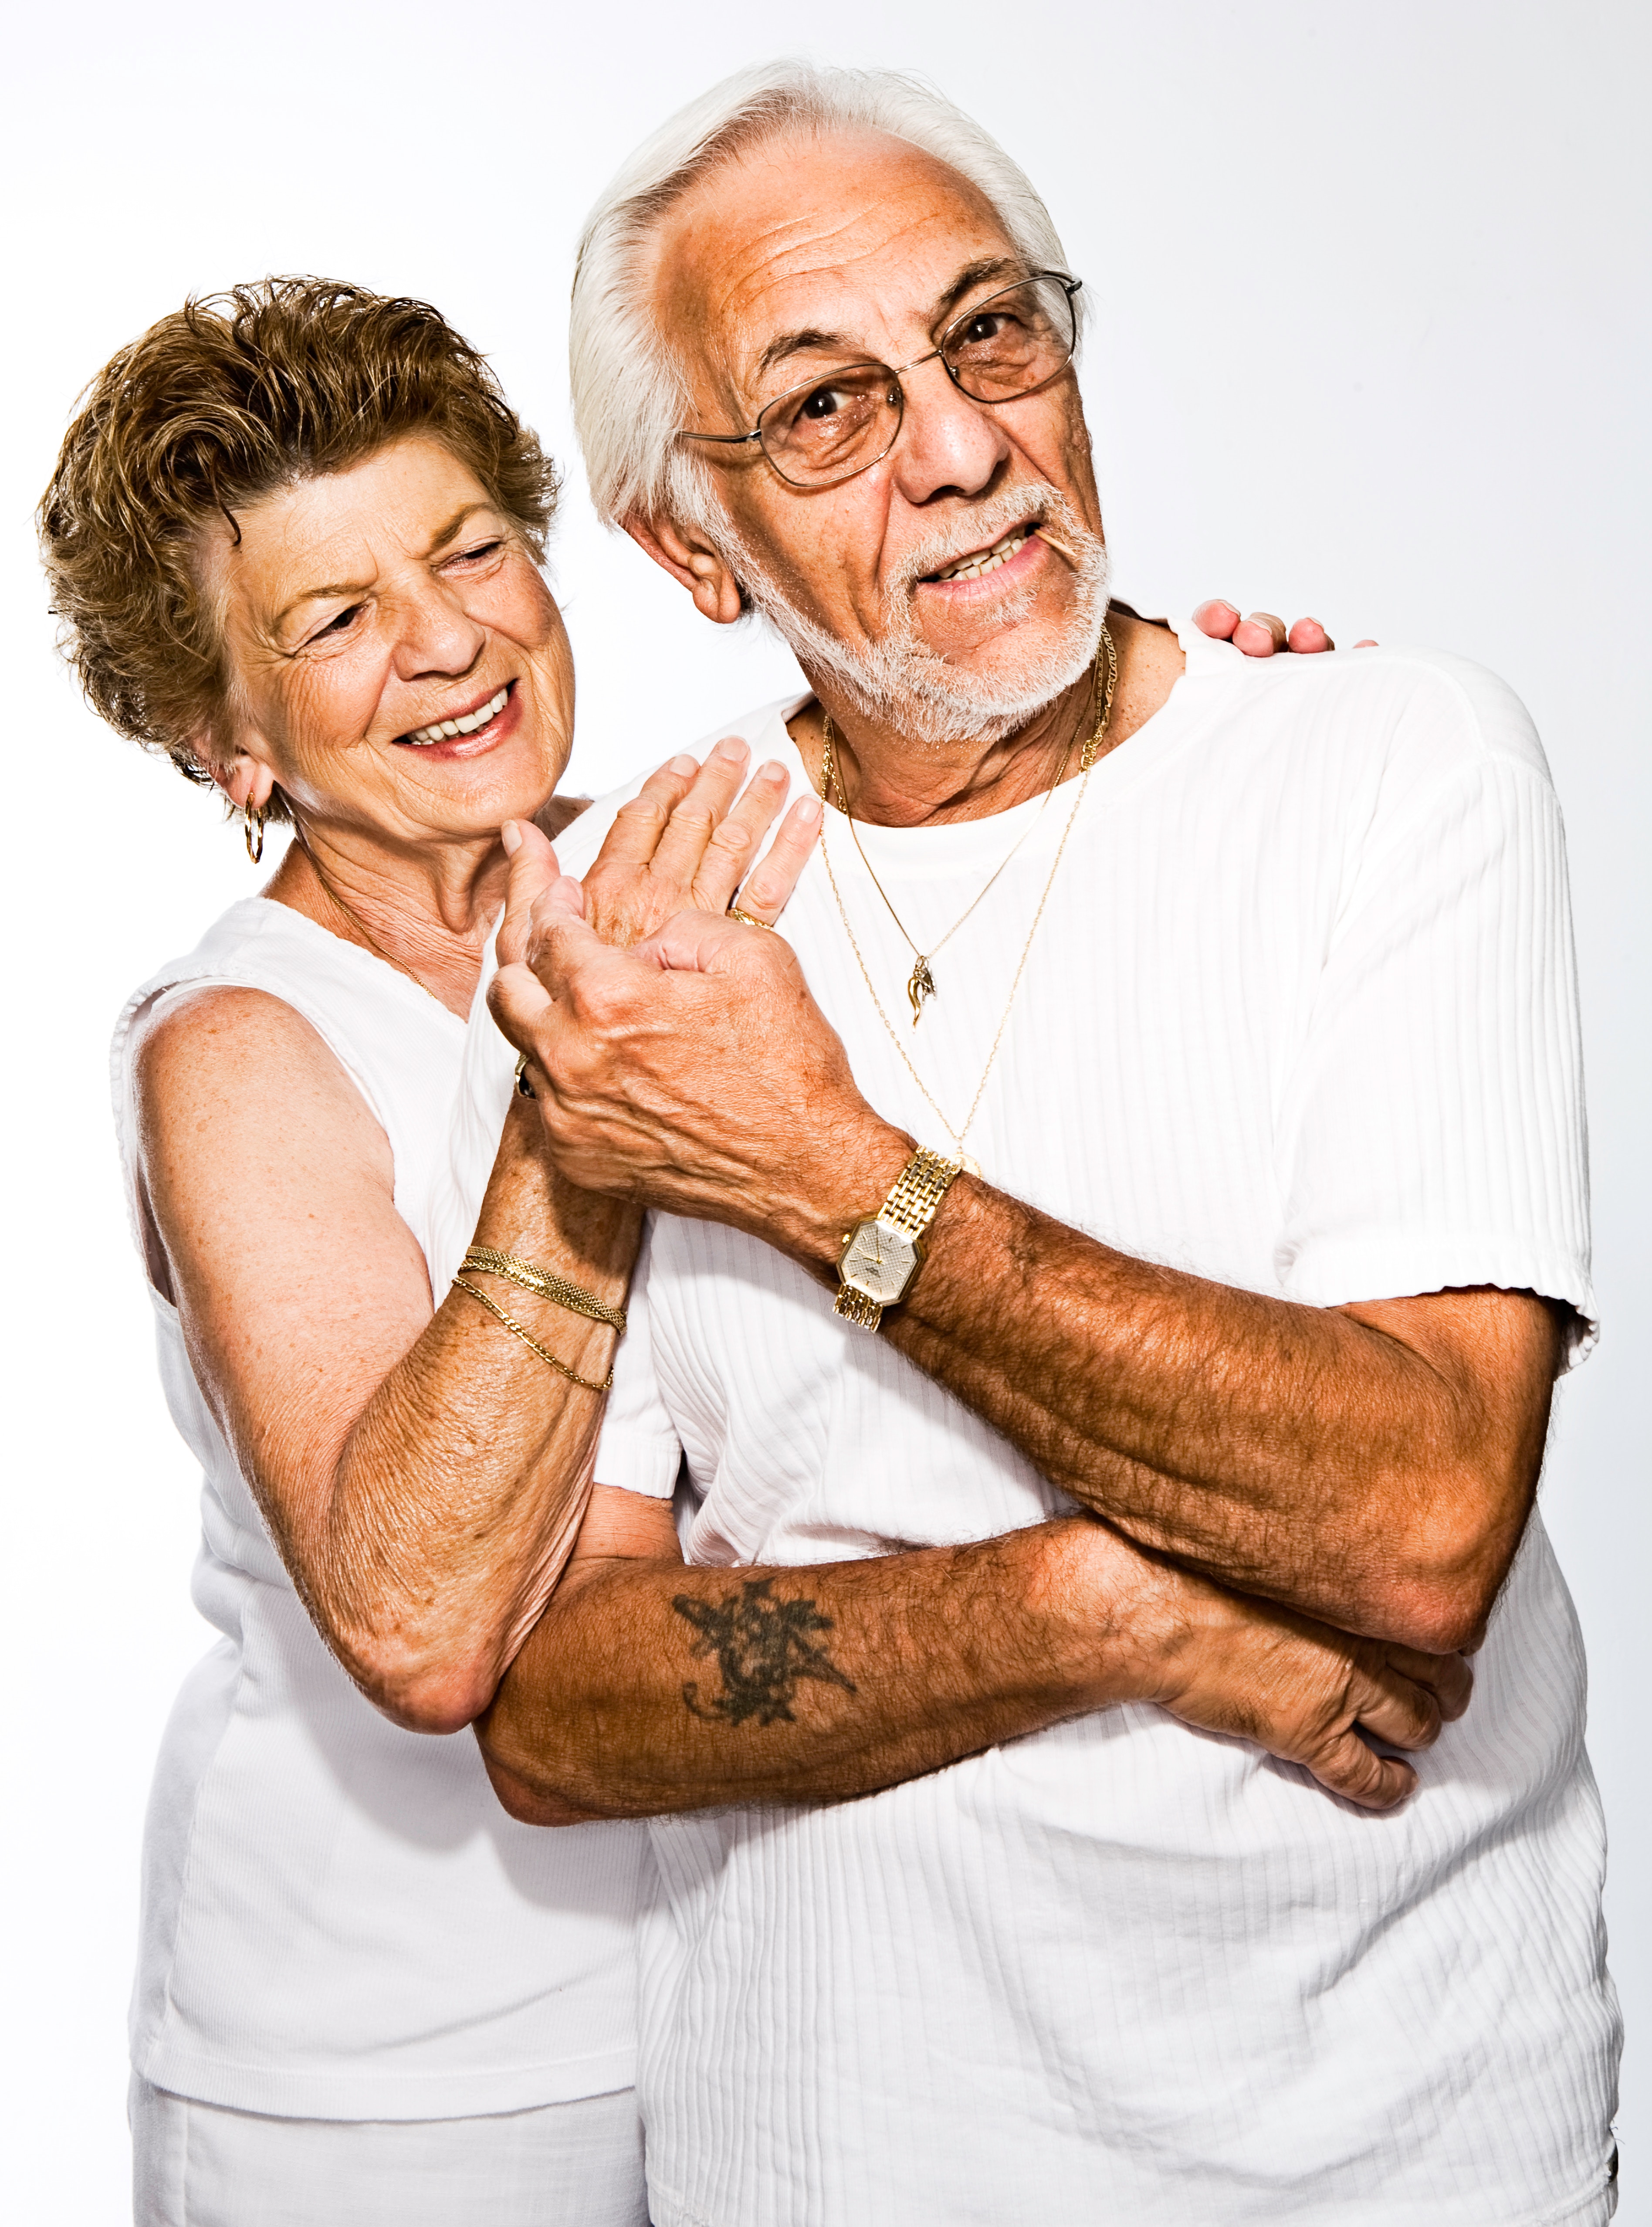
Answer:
[
  {"xmin": 832, "ymin": 1146, "xmax": 961, "ymax": 1330},
  {"xmin": 833, "ymin": 1283, "xmax": 887, "ymax": 1330},
  {"xmin": 879, "ymin": 1146, "xmax": 961, "ymax": 1240}
]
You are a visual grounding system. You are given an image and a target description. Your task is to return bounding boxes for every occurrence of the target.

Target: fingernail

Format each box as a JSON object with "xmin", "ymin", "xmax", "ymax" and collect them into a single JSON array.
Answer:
[
  {"xmin": 669, "ymin": 753, "xmax": 697, "ymax": 776},
  {"xmin": 500, "ymin": 820, "xmax": 522, "ymax": 855},
  {"xmin": 1214, "ymin": 600, "xmax": 1238, "ymax": 619},
  {"xmin": 793, "ymin": 796, "xmax": 822, "ymax": 826},
  {"xmin": 713, "ymin": 736, "xmax": 749, "ymax": 762},
  {"xmin": 759, "ymin": 759, "xmax": 788, "ymax": 782}
]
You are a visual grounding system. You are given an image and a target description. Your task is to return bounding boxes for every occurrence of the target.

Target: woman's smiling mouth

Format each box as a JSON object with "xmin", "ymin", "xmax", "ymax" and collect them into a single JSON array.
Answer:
[{"xmin": 396, "ymin": 681, "xmax": 518, "ymax": 755}]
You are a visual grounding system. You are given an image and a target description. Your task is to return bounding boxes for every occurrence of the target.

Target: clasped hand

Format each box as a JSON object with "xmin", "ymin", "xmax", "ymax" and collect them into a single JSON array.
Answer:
[{"xmin": 493, "ymin": 740, "xmax": 889, "ymax": 1263}]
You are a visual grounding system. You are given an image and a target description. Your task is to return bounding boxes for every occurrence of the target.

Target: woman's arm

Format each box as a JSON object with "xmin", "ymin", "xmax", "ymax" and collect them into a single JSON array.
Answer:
[
  {"xmin": 136, "ymin": 984, "xmax": 631, "ymax": 1734},
  {"xmin": 135, "ymin": 750, "xmax": 820, "ymax": 1734}
]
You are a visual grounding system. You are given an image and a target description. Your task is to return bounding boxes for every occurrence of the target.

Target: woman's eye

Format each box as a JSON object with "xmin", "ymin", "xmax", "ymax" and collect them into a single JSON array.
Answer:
[
  {"xmin": 451, "ymin": 539, "xmax": 504, "ymax": 565},
  {"xmin": 313, "ymin": 604, "xmax": 361, "ymax": 641}
]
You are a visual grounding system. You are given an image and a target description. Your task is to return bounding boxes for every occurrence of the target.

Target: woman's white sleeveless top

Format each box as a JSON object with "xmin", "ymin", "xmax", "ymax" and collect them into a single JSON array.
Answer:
[{"xmin": 111, "ymin": 897, "xmax": 648, "ymax": 2122}]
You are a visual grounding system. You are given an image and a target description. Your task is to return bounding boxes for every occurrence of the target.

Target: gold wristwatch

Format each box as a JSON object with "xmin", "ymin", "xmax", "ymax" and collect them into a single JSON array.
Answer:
[{"xmin": 834, "ymin": 1146, "xmax": 961, "ymax": 1332}]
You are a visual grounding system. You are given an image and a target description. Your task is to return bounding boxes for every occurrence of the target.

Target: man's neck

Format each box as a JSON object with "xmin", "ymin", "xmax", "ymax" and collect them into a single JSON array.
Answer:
[{"xmin": 787, "ymin": 609, "xmax": 1185, "ymax": 828}]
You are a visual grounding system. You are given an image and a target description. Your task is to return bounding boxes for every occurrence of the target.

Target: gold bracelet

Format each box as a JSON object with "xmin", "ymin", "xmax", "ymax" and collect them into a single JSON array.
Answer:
[
  {"xmin": 451, "ymin": 1277, "xmax": 614, "ymax": 1392},
  {"xmin": 460, "ymin": 1246, "xmax": 628, "ymax": 1333}
]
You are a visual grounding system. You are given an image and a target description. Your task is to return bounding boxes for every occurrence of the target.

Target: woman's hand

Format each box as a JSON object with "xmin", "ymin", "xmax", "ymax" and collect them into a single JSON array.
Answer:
[
  {"xmin": 1193, "ymin": 599, "xmax": 1379, "ymax": 654},
  {"xmin": 499, "ymin": 740, "xmax": 821, "ymax": 966}
]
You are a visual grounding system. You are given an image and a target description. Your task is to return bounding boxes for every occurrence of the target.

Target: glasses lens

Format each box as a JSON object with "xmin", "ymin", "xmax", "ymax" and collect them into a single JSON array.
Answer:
[
  {"xmin": 942, "ymin": 275, "xmax": 1076, "ymax": 403},
  {"xmin": 758, "ymin": 364, "xmax": 900, "ymax": 486}
]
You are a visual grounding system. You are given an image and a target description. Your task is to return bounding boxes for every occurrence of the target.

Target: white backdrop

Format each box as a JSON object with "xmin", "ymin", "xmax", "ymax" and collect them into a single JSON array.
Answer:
[{"xmin": 3, "ymin": 3, "xmax": 1646, "ymax": 2217}]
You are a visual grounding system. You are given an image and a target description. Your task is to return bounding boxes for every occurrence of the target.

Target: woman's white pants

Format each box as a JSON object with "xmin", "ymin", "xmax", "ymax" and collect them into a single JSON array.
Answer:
[{"xmin": 130, "ymin": 2074, "xmax": 649, "ymax": 2226}]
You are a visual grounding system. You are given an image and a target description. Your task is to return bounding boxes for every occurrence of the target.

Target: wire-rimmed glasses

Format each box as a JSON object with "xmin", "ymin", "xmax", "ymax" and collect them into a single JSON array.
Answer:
[{"xmin": 678, "ymin": 272, "xmax": 1083, "ymax": 491}]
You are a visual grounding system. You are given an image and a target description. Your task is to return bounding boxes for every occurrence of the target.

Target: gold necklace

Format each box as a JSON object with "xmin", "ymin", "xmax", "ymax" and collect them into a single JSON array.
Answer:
[
  {"xmin": 820, "ymin": 626, "xmax": 1117, "ymax": 1026},
  {"xmin": 815, "ymin": 625, "xmax": 1117, "ymax": 1176}
]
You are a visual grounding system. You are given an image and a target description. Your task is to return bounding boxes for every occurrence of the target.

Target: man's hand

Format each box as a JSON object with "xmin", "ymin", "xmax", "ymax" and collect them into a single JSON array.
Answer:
[
  {"xmin": 492, "ymin": 888, "xmax": 898, "ymax": 1247},
  {"xmin": 1194, "ymin": 599, "xmax": 1380, "ymax": 654},
  {"xmin": 498, "ymin": 738, "xmax": 822, "ymax": 966},
  {"xmin": 1132, "ymin": 1540, "xmax": 1474, "ymax": 1809}
]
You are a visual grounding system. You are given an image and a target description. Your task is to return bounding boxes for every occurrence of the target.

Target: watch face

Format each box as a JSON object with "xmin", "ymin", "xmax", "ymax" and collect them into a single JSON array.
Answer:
[{"xmin": 840, "ymin": 1218, "xmax": 918, "ymax": 1305}]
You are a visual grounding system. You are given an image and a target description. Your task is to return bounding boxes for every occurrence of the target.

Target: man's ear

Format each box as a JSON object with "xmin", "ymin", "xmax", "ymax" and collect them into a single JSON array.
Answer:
[{"xmin": 623, "ymin": 511, "xmax": 747, "ymax": 627}]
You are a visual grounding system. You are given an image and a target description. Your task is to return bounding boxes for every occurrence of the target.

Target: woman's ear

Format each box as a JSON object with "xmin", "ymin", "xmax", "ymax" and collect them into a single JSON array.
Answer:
[
  {"xmin": 205, "ymin": 748, "xmax": 277, "ymax": 815},
  {"xmin": 623, "ymin": 512, "xmax": 746, "ymax": 627}
]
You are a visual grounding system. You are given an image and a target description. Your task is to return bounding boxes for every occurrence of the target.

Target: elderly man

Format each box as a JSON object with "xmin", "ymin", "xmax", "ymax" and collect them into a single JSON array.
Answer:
[{"xmin": 472, "ymin": 61, "xmax": 1618, "ymax": 2227}]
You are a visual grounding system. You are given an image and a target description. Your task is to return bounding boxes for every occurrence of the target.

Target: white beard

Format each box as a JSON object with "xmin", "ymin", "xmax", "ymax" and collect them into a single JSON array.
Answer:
[{"xmin": 720, "ymin": 484, "xmax": 1111, "ymax": 748}]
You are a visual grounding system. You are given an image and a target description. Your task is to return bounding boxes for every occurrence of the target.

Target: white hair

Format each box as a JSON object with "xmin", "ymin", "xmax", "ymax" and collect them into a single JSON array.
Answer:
[{"xmin": 569, "ymin": 58, "xmax": 1079, "ymax": 536}]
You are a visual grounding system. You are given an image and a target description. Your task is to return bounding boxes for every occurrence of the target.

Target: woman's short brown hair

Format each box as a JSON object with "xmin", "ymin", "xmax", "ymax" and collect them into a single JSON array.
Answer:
[{"xmin": 38, "ymin": 276, "xmax": 559, "ymax": 817}]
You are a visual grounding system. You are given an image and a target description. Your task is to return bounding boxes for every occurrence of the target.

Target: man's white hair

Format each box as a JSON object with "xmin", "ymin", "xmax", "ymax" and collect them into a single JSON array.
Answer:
[{"xmin": 569, "ymin": 58, "xmax": 1079, "ymax": 537}]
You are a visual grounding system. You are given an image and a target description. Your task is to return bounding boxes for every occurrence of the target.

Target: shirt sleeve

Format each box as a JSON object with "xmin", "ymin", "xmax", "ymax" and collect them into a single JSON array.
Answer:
[
  {"xmin": 593, "ymin": 1216, "xmax": 685, "ymax": 1495},
  {"xmin": 1273, "ymin": 668, "xmax": 1595, "ymax": 1363}
]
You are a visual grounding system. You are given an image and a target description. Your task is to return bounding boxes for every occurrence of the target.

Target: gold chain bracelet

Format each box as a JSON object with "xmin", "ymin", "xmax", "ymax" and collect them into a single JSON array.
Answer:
[
  {"xmin": 460, "ymin": 1246, "xmax": 628, "ymax": 1333},
  {"xmin": 450, "ymin": 1277, "xmax": 614, "ymax": 1392}
]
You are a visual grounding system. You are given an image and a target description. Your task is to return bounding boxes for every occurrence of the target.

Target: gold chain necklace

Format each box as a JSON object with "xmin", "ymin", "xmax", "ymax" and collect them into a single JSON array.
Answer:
[
  {"xmin": 815, "ymin": 625, "xmax": 1117, "ymax": 1176},
  {"xmin": 820, "ymin": 625, "xmax": 1117, "ymax": 1026},
  {"xmin": 822, "ymin": 723, "xmax": 1054, "ymax": 1025}
]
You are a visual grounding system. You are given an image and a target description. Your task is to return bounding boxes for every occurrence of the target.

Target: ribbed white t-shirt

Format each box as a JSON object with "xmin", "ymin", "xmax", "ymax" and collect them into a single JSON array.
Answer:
[
  {"xmin": 113, "ymin": 899, "xmax": 651, "ymax": 2121},
  {"xmin": 451, "ymin": 620, "xmax": 1620, "ymax": 2222}
]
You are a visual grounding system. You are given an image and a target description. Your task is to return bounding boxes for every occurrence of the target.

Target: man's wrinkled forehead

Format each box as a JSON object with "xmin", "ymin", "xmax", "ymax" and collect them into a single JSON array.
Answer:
[{"xmin": 654, "ymin": 129, "xmax": 1019, "ymax": 407}]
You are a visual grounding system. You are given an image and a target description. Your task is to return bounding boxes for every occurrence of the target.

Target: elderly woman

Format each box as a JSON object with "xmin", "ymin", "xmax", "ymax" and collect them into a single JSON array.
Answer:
[
  {"xmin": 40, "ymin": 277, "xmax": 818, "ymax": 2227},
  {"xmin": 43, "ymin": 275, "xmax": 1317, "ymax": 2225}
]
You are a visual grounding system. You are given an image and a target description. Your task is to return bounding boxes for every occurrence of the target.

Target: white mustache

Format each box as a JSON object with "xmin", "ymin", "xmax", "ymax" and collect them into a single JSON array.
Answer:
[{"xmin": 891, "ymin": 486, "xmax": 1098, "ymax": 599}]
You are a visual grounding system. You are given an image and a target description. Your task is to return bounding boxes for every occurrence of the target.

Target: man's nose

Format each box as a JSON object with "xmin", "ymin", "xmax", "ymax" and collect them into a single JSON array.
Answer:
[
  {"xmin": 887, "ymin": 356, "xmax": 1013, "ymax": 505},
  {"xmin": 389, "ymin": 579, "xmax": 487, "ymax": 680}
]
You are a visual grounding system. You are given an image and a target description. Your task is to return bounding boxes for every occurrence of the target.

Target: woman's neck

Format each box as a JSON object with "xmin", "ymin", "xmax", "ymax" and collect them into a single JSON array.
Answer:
[{"xmin": 264, "ymin": 820, "xmax": 510, "ymax": 1019}]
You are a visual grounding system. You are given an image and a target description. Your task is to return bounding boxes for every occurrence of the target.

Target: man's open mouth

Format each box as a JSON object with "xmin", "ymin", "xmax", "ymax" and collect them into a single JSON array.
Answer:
[
  {"xmin": 399, "ymin": 682, "xmax": 513, "ymax": 747},
  {"xmin": 925, "ymin": 525, "xmax": 1036, "ymax": 584}
]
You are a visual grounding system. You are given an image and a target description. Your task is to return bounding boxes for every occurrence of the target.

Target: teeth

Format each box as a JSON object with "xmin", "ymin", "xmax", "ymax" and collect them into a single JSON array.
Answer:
[
  {"xmin": 934, "ymin": 529, "xmax": 1030, "ymax": 584},
  {"xmin": 404, "ymin": 685, "xmax": 510, "ymax": 746}
]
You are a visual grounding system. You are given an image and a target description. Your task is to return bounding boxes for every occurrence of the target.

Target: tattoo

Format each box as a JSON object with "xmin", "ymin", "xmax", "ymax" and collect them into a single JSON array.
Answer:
[{"xmin": 672, "ymin": 1579, "xmax": 857, "ymax": 1728}]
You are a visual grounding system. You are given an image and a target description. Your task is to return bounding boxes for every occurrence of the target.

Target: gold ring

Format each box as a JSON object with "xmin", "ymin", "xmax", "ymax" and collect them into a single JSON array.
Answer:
[
  {"xmin": 727, "ymin": 905, "xmax": 775, "ymax": 931},
  {"xmin": 514, "ymin": 1050, "xmax": 536, "ymax": 1098}
]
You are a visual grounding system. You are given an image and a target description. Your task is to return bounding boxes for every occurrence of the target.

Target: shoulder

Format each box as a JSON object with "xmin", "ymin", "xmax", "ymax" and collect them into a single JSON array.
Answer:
[
  {"xmin": 551, "ymin": 697, "xmax": 806, "ymax": 878},
  {"xmin": 134, "ymin": 984, "xmax": 389, "ymax": 1171},
  {"xmin": 1221, "ymin": 640, "xmax": 1550, "ymax": 789}
]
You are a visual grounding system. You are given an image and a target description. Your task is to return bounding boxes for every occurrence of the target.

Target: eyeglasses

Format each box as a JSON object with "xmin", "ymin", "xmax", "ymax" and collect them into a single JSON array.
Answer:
[{"xmin": 677, "ymin": 272, "xmax": 1082, "ymax": 491}]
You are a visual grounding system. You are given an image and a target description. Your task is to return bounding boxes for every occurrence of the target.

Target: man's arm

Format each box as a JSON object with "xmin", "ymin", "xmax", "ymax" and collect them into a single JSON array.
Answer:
[
  {"xmin": 492, "ymin": 900, "xmax": 1563, "ymax": 1656},
  {"xmin": 476, "ymin": 1488, "xmax": 1469, "ymax": 1822}
]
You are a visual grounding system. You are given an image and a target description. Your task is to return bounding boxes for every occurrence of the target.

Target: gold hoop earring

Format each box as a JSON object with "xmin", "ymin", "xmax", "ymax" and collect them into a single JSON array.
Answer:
[{"xmin": 244, "ymin": 799, "xmax": 266, "ymax": 864}]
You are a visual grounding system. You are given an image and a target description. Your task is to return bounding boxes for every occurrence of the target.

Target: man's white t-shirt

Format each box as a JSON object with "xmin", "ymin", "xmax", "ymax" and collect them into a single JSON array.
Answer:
[{"xmin": 458, "ymin": 620, "xmax": 1619, "ymax": 2224}]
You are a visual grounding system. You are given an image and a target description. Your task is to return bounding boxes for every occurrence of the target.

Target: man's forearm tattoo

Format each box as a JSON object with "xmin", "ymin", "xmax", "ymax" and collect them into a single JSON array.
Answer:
[{"xmin": 672, "ymin": 1578, "xmax": 857, "ymax": 1728}]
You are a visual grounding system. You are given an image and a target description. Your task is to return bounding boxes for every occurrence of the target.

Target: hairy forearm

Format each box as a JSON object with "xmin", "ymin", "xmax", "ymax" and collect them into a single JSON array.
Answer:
[
  {"xmin": 476, "ymin": 1519, "xmax": 1162, "ymax": 1823},
  {"xmin": 308, "ymin": 1102, "xmax": 640, "ymax": 1728},
  {"xmin": 877, "ymin": 1176, "xmax": 1554, "ymax": 1647}
]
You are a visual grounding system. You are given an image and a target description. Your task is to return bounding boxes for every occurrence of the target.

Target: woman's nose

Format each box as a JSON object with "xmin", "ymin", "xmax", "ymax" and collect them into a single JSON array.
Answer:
[{"xmin": 390, "ymin": 581, "xmax": 488, "ymax": 678}]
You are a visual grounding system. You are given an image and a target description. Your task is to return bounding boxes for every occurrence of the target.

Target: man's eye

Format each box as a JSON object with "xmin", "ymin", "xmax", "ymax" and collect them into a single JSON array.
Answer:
[{"xmin": 800, "ymin": 387, "xmax": 845, "ymax": 422}]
